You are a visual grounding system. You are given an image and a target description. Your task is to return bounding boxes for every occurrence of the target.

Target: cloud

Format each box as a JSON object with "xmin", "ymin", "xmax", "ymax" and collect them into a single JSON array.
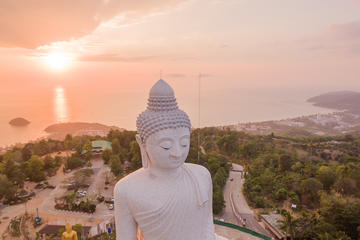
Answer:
[
  {"xmin": 165, "ymin": 73, "xmax": 187, "ymax": 78},
  {"xmin": 0, "ymin": 0, "xmax": 187, "ymax": 49},
  {"xmin": 329, "ymin": 20, "xmax": 360, "ymax": 40},
  {"xmin": 305, "ymin": 20, "xmax": 360, "ymax": 55},
  {"xmin": 78, "ymin": 53, "xmax": 157, "ymax": 62}
]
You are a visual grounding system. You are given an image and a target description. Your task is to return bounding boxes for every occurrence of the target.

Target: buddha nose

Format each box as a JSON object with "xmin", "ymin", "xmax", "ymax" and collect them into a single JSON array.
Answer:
[{"xmin": 170, "ymin": 144, "xmax": 181, "ymax": 158}]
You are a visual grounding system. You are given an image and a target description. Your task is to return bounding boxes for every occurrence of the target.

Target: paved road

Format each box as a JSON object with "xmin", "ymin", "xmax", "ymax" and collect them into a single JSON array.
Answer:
[{"xmin": 219, "ymin": 163, "xmax": 271, "ymax": 239}]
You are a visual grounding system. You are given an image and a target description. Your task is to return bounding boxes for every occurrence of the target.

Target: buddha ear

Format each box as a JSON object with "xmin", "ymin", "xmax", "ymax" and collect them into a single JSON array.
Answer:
[{"xmin": 135, "ymin": 134, "xmax": 149, "ymax": 168}]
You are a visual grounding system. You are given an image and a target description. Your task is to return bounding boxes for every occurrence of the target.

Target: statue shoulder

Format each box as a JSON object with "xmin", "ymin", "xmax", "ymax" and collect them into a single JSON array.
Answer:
[
  {"xmin": 114, "ymin": 168, "xmax": 147, "ymax": 195},
  {"xmin": 183, "ymin": 163, "xmax": 212, "ymax": 182}
]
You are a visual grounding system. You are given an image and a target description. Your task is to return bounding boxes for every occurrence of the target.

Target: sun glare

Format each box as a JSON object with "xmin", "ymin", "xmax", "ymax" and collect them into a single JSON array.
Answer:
[{"xmin": 44, "ymin": 52, "xmax": 72, "ymax": 70}]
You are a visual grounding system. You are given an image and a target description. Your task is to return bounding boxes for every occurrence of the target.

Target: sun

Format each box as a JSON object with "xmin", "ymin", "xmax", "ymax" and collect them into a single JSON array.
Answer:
[{"xmin": 44, "ymin": 52, "xmax": 73, "ymax": 70}]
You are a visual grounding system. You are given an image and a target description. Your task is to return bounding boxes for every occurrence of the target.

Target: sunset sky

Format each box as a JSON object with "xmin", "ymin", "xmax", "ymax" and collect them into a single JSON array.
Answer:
[
  {"xmin": 1, "ymin": 0, "xmax": 359, "ymax": 86},
  {"xmin": 1, "ymin": 0, "xmax": 360, "ymax": 131}
]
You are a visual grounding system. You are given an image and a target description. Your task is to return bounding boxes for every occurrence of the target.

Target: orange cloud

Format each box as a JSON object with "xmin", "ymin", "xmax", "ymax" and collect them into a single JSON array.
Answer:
[
  {"xmin": 78, "ymin": 53, "xmax": 157, "ymax": 62},
  {"xmin": 0, "ymin": 0, "xmax": 187, "ymax": 49}
]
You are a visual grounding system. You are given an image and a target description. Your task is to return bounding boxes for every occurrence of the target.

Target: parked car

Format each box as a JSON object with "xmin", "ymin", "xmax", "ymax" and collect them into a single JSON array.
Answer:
[
  {"xmin": 35, "ymin": 183, "xmax": 45, "ymax": 189},
  {"xmin": 108, "ymin": 204, "xmax": 114, "ymax": 210}
]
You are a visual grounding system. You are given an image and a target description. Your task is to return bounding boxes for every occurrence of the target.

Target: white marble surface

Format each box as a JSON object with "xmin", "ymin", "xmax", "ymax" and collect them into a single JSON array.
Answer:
[{"xmin": 114, "ymin": 80, "xmax": 224, "ymax": 239}]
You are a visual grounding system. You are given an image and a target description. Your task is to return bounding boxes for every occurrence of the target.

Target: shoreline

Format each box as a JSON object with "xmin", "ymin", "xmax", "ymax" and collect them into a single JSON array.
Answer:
[{"xmin": 0, "ymin": 109, "xmax": 351, "ymax": 151}]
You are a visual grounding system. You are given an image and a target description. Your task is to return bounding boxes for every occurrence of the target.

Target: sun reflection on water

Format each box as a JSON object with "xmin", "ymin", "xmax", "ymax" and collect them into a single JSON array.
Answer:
[{"xmin": 54, "ymin": 87, "xmax": 68, "ymax": 122}]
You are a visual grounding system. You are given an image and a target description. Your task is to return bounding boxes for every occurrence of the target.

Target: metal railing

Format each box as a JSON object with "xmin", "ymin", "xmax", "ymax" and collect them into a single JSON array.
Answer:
[{"xmin": 214, "ymin": 219, "xmax": 272, "ymax": 240}]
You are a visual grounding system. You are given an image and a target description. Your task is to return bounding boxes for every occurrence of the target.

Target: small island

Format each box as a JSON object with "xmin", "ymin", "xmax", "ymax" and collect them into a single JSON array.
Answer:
[{"xmin": 9, "ymin": 117, "xmax": 30, "ymax": 126}]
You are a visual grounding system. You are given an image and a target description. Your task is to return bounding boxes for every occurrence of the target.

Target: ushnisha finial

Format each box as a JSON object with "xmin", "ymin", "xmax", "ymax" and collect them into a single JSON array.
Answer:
[
  {"xmin": 136, "ymin": 79, "xmax": 192, "ymax": 144},
  {"xmin": 149, "ymin": 79, "xmax": 174, "ymax": 97}
]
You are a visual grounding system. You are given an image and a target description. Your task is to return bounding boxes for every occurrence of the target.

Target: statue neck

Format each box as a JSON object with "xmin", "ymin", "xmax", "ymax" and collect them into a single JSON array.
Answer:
[{"xmin": 148, "ymin": 165, "xmax": 183, "ymax": 179}]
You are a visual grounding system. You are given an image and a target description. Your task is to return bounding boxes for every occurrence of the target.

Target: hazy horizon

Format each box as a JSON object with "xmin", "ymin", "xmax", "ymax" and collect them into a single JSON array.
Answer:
[{"xmin": 1, "ymin": 0, "xmax": 360, "ymax": 145}]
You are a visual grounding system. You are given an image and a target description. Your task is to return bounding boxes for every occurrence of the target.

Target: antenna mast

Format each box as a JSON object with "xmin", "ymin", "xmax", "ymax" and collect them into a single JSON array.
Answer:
[{"xmin": 197, "ymin": 73, "xmax": 201, "ymax": 163}]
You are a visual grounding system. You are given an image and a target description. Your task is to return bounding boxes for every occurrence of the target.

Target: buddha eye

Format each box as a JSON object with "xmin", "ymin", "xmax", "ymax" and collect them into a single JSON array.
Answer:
[
  {"xmin": 160, "ymin": 141, "xmax": 172, "ymax": 150},
  {"xmin": 180, "ymin": 139, "xmax": 189, "ymax": 147}
]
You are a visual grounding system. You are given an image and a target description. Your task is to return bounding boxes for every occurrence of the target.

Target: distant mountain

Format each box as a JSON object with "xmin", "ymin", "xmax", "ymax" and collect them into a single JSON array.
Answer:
[
  {"xmin": 9, "ymin": 117, "xmax": 30, "ymax": 126},
  {"xmin": 307, "ymin": 91, "xmax": 360, "ymax": 111},
  {"xmin": 45, "ymin": 122, "xmax": 123, "ymax": 140}
]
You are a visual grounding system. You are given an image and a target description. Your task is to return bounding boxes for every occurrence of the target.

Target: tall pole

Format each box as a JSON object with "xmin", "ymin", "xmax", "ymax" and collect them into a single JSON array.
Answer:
[{"xmin": 197, "ymin": 74, "xmax": 201, "ymax": 164}]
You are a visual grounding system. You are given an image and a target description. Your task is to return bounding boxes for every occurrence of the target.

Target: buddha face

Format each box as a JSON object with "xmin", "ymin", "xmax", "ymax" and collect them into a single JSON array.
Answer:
[
  {"xmin": 65, "ymin": 223, "xmax": 72, "ymax": 233},
  {"xmin": 144, "ymin": 127, "xmax": 190, "ymax": 170}
]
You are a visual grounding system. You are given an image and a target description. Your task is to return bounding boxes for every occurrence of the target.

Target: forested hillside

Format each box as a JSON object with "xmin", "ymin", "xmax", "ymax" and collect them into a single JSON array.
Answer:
[{"xmin": 1, "ymin": 127, "xmax": 359, "ymax": 239}]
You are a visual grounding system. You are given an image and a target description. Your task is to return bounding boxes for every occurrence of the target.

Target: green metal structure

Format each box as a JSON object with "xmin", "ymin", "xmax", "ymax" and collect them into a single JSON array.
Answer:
[
  {"xmin": 35, "ymin": 208, "xmax": 42, "ymax": 225},
  {"xmin": 214, "ymin": 219, "xmax": 272, "ymax": 240}
]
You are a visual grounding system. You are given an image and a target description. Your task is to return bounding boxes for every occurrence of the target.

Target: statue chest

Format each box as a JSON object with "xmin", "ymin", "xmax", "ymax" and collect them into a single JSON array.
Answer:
[{"xmin": 128, "ymin": 173, "xmax": 203, "ymax": 229}]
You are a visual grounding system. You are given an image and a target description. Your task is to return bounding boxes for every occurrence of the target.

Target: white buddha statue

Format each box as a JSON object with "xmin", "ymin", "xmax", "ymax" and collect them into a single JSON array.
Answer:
[{"xmin": 114, "ymin": 79, "xmax": 218, "ymax": 240}]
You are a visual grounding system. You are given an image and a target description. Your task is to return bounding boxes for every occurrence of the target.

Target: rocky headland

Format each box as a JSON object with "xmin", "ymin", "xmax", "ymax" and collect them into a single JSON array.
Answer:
[
  {"xmin": 44, "ymin": 122, "xmax": 124, "ymax": 140},
  {"xmin": 307, "ymin": 91, "xmax": 360, "ymax": 112}
]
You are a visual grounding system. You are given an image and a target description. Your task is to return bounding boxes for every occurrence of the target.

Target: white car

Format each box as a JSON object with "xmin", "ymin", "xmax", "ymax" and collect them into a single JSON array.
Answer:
[{"xmin": 108, "ymin": 204, "xmax": 114, "ymax": 210}]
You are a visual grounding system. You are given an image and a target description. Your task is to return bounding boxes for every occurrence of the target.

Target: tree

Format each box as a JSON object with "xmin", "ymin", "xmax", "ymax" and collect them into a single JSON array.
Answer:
[
  {"xmin": 279, "ymin": 210, "xmax": 299, "ymax": 240},
  {"xmin": 213, "ymin": 184, "xmax": 225, "ymax": 214},
  {"xmin": 276, "ymin": 188, "xmax": 288, "ymax": 201},
  {"xmin": 0, "ymin": 174, "xmax": 17, "ymax": 200},
  {"xmin": 111, "ymin": 139, "xmax": 121, "ymax": 155},
  {"xmin": 66, "ymin": 153, "xmax": 83, "ymax": 170},
  {"xmin": 33, "ymin": 140, "xmax": 49, "ymax": 156},
  {"xmin": 259, "ymin": 168, "xmax": 275, "ymax": 194},
  {"xmin": 54, "ymin": 156, "xmax": 62, "ymax": 166},
  {"xmin": 21, "ymin": 144, "xmax": 33, "ymax": 162},
  {"xmin": 27, "ymin": 155, "xmax": 46, "ymax": 182},
  {"xmin": 213, "ymin": 167, "xmax": 227, "ymax": 187},
  {"xmin": 0, "ymin": 152, "xmax": 17, "ymax": 180},
  {"xmin": 83, "ymin": 140, "xmax": 93, "ymax": 161},
  {"xmin": 130, "ymin": 141, "xmax": 142, "ymax": 170},
  {"xmin": 43, "ymin": 155, "xmax": 55, "ymax": 169},
  {"xmin": 110, "ymin": 155, "xmax": 123, "ymax": 176},
  {"xmin": 64, "ymin": 134, "xmax": 73, "ymax": 150},
  {"xmin": 335, "ymin": 177, "xmax": 357, "ymax": 195},
  {"xmin": 300, "ymin": 178, "xmax": 323, "ymax": 206},
  {"xmin": 319, "ymin": 194, "xmax": 360, "ymax": 239},
  {"xmin": 72, "ymin": 224, "xmax": 83, "ymax": 239},
  {"xmin": 278, "ymin": 154, "xmax": 293, "ymax": 171},
  {"xmin": 73, "ymin": 168, "xmax": 94, "ymax": 188},
  {"xmin": 102, "ymin": 149, "xmax": 112, "ymax": 164},
  {"xmin": 216, "ymin": 133, "xmax": 239, "ymax": 156},
  {"xmin": 207, "ymin": 157, "xmax": 221, "ymax": 176},
  {"xmin": 317, "ymin": 166, "xmax": 336, "ymax": 191}
]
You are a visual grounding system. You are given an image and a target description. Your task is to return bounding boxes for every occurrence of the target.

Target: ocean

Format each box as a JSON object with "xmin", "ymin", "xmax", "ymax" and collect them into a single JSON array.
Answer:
[{"xmin": 0, "ymin": 83, "xmax": 335, "ymax": 147}]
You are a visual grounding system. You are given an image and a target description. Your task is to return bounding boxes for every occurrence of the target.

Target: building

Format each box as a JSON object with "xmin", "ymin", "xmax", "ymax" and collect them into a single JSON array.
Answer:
[
  {"xmin": 261, "ymin": 214, "xmax": 286, "ymax": 240},
  {"xmin": 81, "ymin": 140, "xmax": 112, "ymax": 155},
  {"xmin": 92, "ymin": 140, "xmax": 112, "ymax": 153}
]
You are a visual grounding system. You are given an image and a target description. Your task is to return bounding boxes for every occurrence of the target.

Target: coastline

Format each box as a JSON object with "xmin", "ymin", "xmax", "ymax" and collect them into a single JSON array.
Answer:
[
  {"xmin": 2, "ymin": 110, "xmax": 356, "ymax": 152},
  {"xmin": 0, "ymin": 122, "xmax": 122, "ymax": 150}
]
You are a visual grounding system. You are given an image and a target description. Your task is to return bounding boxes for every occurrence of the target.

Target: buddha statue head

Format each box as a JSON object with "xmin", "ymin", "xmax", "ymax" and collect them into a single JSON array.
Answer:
[
  {"xmin": 65, "ymin": 222, "xmax": 72, "ymax": 233},
  {"xmin": 62, "ymin": 222, "xmax": 78, "ymax": 240},
  {"xmin": 136, "ymin": 79, "xmax": 192, "ymax": 170}
]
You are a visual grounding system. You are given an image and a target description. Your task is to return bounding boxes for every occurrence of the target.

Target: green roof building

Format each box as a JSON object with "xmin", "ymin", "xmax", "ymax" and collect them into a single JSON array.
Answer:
[{"xmin": 92, "ymin": 140, "xmax": 112, "ymax": 152}]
